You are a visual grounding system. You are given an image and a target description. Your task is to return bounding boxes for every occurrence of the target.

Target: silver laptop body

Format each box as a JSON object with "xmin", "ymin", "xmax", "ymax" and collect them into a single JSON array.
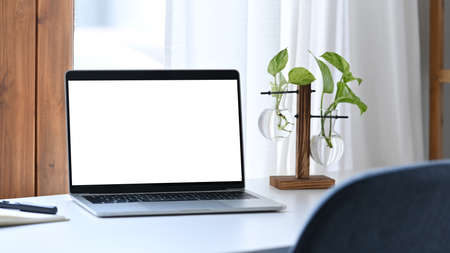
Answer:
[{"xmin": 65, "ymin": 70, "xmax": 285, "ymax": 217}]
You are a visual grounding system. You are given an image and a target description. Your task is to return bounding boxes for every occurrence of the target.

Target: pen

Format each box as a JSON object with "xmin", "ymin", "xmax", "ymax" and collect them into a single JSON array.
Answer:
[{"xmin": 0, "ymin": 201, "xmax": 58, "ymax": 215}]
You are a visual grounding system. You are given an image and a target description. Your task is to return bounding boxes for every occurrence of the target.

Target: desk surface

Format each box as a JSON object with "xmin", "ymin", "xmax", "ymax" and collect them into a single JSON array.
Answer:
[{"xmin": 0, "ymin": 169, "xmax": 368, "ymax": 253}]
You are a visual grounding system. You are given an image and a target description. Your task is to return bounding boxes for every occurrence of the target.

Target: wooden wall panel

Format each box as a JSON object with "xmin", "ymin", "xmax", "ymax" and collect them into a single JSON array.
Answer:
[
  {"xmin": 429, "ymin": 0, "xmax": 444, "ymax": 159},
  {"xmin": 36, "ymin": 0, "xmax": 73, "ymax": 195},
  {"xmin": 0, "ymin": 0, "xmax": 36, "ymax": 198}
]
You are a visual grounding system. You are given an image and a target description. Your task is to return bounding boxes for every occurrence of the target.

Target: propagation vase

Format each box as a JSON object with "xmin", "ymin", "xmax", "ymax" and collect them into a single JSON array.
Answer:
[{"xmin": 310, "ymin": 110, "xmax": 344, "ymax": 166}]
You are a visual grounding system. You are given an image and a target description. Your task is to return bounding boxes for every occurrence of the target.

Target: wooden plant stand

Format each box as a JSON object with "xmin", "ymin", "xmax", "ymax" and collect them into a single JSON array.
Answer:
[{"xmin": 265, "ymin": 85, "xmax": 335, "ymax": 190}]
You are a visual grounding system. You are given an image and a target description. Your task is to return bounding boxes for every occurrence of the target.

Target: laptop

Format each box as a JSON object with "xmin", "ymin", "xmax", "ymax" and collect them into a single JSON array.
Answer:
[{"xmin": 65, "ymin": 70, "xmax": 285, "ymax": 217}]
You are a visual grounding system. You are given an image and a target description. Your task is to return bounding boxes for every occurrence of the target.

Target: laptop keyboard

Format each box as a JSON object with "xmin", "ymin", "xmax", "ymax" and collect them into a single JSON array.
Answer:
[{"xmin": 82, "ymin": 191, "xmax": 256, "ymax": 204}]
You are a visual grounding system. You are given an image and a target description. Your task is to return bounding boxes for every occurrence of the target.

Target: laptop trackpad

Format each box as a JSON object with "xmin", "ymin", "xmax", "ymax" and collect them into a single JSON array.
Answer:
[{"xmin": 139, "ymin": 201, "xmax": 227, "ymax": 212}]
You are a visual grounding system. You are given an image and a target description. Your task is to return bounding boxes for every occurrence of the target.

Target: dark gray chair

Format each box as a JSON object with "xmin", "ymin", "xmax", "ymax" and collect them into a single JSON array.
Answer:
[{"xmin": 289, "ymin": 160, "xmax": 450, "ymax": 253}]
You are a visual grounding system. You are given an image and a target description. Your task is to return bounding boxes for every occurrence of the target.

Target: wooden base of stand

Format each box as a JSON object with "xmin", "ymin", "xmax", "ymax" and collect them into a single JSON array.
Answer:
[{"xmin": 270, "ymin": 175, "xmax": 335, "ymax": 190}]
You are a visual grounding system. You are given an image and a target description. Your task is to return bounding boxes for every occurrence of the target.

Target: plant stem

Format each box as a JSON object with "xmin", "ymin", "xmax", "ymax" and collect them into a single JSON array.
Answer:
[
  {"xmin": 322, "ymin": 109, "xmax": 334, "ymax": 148},
  {"xmin": 320, "ymin": 90, "xmax": 325, "ymax": 139},
  {"xmin": 273, "ymin": 73, "xmax": 292, "ymax": 133},
  {"xmin": 320, "ymin": 83, "xmax": 333, "ymax": 148}
]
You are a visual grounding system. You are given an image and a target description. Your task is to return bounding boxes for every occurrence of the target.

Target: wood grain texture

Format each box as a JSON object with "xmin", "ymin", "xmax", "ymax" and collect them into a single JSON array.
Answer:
[
  {"xmin": 273, "ymin": 85, "xmax": 335, "ymax": 190},
  {"xmin": 270, "ymin": 175, "xmax": 335, "ymax": 190},
  {"xmin": 36, "ymin": 0, "xmax": 73, "ymax": 195},
  {"xmin": 439, "ymin": 69, "xmax": 450, "ymax": 83},
  {"xmin": 0, "ymin": 0, "xmax": 36, "ymax": 198},
  {"xmin": 429, "ymin": 0, "xmax": 444, "ymax": 159},
  {"xmin": 296, "ymin": 85, "xmax": 311, "ymax": 179}
]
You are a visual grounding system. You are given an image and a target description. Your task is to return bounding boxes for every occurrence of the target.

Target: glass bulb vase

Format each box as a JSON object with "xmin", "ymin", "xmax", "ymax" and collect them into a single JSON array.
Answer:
[
  {"xmin": 258, "ymin": 107, "xmax": 294, "ymax": 141},
  {"xmin": 310, "ymin": 110, "xmax": 344, "ymax": 167},
  {"xmin": 258, "ymin": 92, "xmax": 294, "ymax": 142}
]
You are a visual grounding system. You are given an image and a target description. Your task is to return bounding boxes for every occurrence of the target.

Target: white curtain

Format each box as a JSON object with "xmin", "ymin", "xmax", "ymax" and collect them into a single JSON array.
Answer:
[
  {"xmin": 166, "ymin": 0, "xmax": 425, "ymax": 178},
  {"xmin": 278, "ymin": 0, "xmax": 425, "ymax": 174},
  {"xmin": 277, "ymin": 0, "xmax": 352, "ymax": 175},
  {"xmin": 346, "ymin": 0, "xmax": 425, "ymax": 169},
  {"xmin": 165, "ymin": 0, "xmax": 281, "ymax": 178}
]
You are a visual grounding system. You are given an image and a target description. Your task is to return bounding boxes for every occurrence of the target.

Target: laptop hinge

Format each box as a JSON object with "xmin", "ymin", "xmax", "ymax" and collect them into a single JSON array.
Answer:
[{"xmin": 225, "ymin": 188, "xmax": 245, "ymax": 191}]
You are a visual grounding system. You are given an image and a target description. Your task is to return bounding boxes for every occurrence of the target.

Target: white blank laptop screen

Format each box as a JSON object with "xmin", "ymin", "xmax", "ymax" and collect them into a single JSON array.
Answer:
[{"xmin": 68, "ymin": 80, "xmax": 243, "ymax": 185}]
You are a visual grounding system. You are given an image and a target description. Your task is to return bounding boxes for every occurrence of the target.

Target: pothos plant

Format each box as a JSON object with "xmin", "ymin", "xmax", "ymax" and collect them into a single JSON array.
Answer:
[{"xmin": 267, "ymin": 48, "xmax": 367, "ymax": 148}]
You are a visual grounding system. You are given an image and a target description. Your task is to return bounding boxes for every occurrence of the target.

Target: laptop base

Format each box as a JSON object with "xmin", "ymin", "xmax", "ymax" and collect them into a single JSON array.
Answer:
[{"xmin": 71, "ymin": 190, "xmax": 285, "ymax": 217}]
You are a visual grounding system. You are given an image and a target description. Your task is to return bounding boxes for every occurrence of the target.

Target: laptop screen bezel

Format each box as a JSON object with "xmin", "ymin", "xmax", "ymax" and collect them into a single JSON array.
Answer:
[{"xmin": 65, "ymin": 70, "xmax": 245, "ymax": 194}]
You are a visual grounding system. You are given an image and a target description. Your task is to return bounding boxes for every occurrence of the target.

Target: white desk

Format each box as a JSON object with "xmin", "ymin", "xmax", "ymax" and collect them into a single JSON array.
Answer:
[{"xmin": 0, "ymin": 169, "xmax": 367, "ymax": 253}]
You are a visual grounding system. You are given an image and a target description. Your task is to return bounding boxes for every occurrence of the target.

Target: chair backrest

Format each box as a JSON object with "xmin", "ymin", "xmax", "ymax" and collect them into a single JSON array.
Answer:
[{"xmin": 290, "ymin": 160, "xmax": 450, "ymax": 253}]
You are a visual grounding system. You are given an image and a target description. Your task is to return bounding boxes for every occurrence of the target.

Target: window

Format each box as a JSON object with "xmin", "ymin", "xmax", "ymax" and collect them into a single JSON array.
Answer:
[
  {"xmin": 74, "ymin": 0, "xmax": 282, "ymax": 178},
  {"xmin": 75, "ymin": 0, "xmax": 166, "ymax": 69}
]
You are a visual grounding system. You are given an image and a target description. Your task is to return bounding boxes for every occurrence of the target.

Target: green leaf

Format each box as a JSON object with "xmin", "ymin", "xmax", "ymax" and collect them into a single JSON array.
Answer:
[
  {"xmin": 321, "ymin": 52, "xmax": 350, "ymax": 74},
  {"xmin": 279, "ymin": 72, "xmax": 288, "ymax": 86},
  {"xmin": 321, "ymin": 52, "xmax": 363, "ymax": 85},
  {"xmin": 313, "ymin": 56, "xmax": 334, "ymax": 93},
  {"xmin": 331, "ymin": 81, "xmax": 367, "ymax": 114},
  {"xmin": 268, "ymin": 48, "xmax": 288, "ymax": 76},
  {"xmin": 288, "ymin": 67, "xmax": 316, "ymax": 85},
  {"xmin": 343, "ymin": 71, "xmax": 363, "ymax": 85}
]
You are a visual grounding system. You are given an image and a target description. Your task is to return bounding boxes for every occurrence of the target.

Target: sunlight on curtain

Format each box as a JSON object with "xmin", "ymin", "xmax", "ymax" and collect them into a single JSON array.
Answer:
[
  {"xmin": 74, "ymin": 0, "xmax": 425, "ymax": 179},
  {"xmin": 74, "ymin": 0, "xmax": 166, "ymax": 69},
  {"xmin": 74, "ymin": 0, "xmax": 283, "ymax": 178},
  {"xmin": 277, "ymin": 0, "xmax": 424, "ymax": 175},
  {"xmin": 165, "ymin": 0, "xmax": 282, "ymax": 178},
  {"xmin": 347, "ymin": 0, "xmax": 424, "ymax": 168}
]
